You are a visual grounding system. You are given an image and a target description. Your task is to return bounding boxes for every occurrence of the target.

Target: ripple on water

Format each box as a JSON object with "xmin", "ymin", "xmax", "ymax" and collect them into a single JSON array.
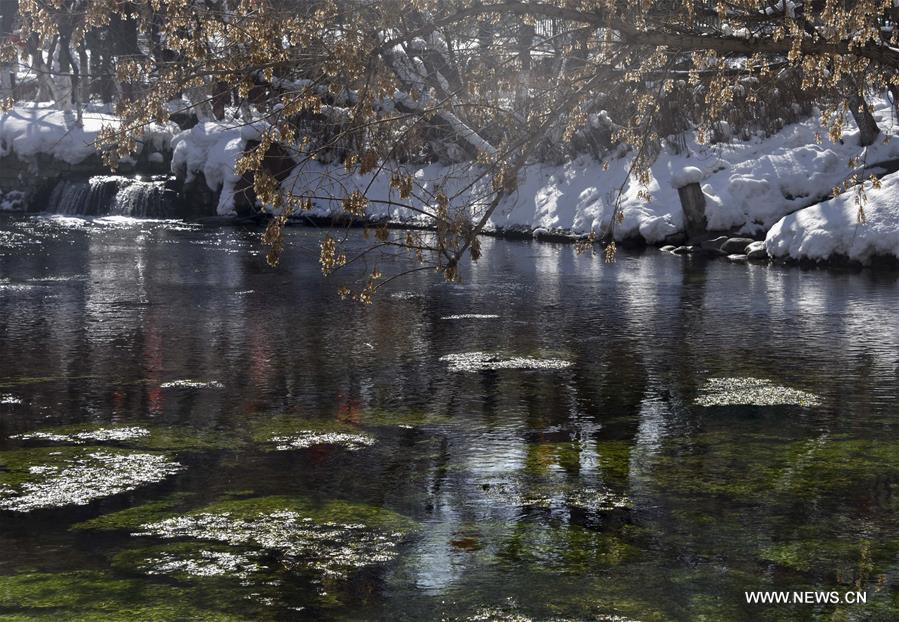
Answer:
[
  {"xmin": 695, "ymin": 377, "xmax": 822, "ymax": 407},
  {"xmin": 439, "ymin": 352, "xmax": 572, "ymax": 373}
]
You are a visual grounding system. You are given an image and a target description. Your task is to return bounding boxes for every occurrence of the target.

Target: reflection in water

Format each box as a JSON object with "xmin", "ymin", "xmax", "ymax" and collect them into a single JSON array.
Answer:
[{"xmin": 0, "ymin": 214, "xmax": 898, "ymax": 620}]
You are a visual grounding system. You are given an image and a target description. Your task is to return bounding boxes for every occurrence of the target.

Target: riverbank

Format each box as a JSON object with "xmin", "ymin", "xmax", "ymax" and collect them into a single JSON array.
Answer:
[{"xmin": 4, "ymin": 99, "xmax": 899, "ymax": 267}]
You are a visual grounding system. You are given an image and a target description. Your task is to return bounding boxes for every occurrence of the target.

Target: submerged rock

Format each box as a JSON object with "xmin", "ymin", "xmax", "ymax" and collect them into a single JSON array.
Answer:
[
  {"xmin": 671, "ymin": 245, "xmax": 694, "ymax": 255},
  {"xmin": 659, "ymin": 245, "xmax": 676, "ymax": 252},
  {"xmin": 0, "ymin": 449, "xmax": 182, "ymax": 512},
  {"xmin": 439, "ymin": 352, "xmax": 572, "ymax": 373},
  {"xmin": 695, "ymin": 377, "xmax": 821, "ymax": 407}
]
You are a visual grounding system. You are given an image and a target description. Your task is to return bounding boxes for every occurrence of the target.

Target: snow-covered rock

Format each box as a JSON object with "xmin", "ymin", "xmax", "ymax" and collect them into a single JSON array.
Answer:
[
  {"xmin": 766, "ymin": 171, "xmax": 899, "ymax": 263},
  {"xmin": 170, "ymin": 121, "xmax": 265, "ymax": 215}
]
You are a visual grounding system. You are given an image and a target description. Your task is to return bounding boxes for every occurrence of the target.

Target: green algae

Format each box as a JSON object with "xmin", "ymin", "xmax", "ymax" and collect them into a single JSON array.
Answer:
[
  {"xmin": 194, "ymin": 495, "xmax": 417, "ymax": 534},
  {"xmin": 498, "ymin": 522, "xmax": 636, "ymax": 574},
  {"xmin": 595, "ymin": 440, "xmax": 632, "ymax": 484},
  {"xmin": 71, "ymin": 493, "xmax": 197, "ymax": 532},
  {"xmin": 644, "ymin": 433, "xmax": 899, "ymax": 501},
  {"xmin": 7, "ymin": 423, "xmax": 233, "ymax": 452},
  {"xmin": 0, "ymin": 571, "xmax": 250, "ymax": 621}
]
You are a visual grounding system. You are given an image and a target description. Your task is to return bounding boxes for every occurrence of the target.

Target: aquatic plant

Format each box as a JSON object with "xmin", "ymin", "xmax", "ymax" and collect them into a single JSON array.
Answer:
[
  {"xmin": 134, "ymin": 504, "xmax": 408, "ymax": 585},
  {"xmin": 269, "ymin": 431, "xmax": 376, "ymax": 452},
  {"xmin": 440, "ymin": 352, "xmax": 572, "ymax": 373},
  {"xmin": 160, "ymin": 380, "xmax": 225, "ymax": 389},
  {"xmin": 142, "ymin": 549, "xmax": 265, "ymax": 579},
  {"xmin": 11, "ymin": 427, "xmax": 150, "ymax": 444},
  {"xmin": 0, "ymin": 449, "xmax": 182, "ymax": 512},
  {"xmin": 694, "ymin": 377, "xmax": 821, "ymax": 407}
]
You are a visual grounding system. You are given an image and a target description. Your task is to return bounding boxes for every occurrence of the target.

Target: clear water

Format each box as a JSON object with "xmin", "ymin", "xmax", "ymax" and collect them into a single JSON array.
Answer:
[{"xmin": 1, "ymin": 214, "xmax": 898, "ymax": 621}]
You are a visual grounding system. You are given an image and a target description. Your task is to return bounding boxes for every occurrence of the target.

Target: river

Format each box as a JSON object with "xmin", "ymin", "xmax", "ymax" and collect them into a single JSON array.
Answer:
[{"xmin": 1, "ymin": 214, "xmax": 897, "ymax": 621}]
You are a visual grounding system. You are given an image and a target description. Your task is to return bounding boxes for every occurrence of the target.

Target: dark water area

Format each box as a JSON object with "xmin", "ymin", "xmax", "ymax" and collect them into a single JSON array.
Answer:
[{"xmin": 0, "ymin": 214, "xmax": 898, "ymax": 621}]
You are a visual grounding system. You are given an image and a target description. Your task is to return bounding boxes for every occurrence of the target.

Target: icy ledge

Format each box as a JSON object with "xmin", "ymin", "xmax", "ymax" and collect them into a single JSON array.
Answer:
[{"xmin": 766, "ymin": 170, "xmax": 899, "ymax": 264}]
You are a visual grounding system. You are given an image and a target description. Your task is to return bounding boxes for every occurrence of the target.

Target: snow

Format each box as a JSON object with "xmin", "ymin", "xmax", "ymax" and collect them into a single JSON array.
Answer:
[
  {"xmin": 0, "ymin": 104, "xmax": 176, "ymax": 165},
  {"xmin": 4, "ymin": 85, "xmax": 899, "ymax": 261},
  {"xmin": 170, "ymin": 121, "xmax": 264, "ymax": 215},
  {"xmin": 766, "ymin": 171, "xmax": 899, "ymax": 263},
  {"xmin": 671, "ymin": 166, "xmax": 704, "ymax": 188},
  {"xmin": 268, "ymin": 95, "xmax": 899, "ymax": 249}
]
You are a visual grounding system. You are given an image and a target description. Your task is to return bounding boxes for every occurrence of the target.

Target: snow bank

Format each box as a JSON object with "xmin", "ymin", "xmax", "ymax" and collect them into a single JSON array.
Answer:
[
  {"xmin": 0, "ymin": 104, "xmax": 176, "ymax": 166},
  {"xmin": 765, "ymin": 171, "xmax": 899, "ymax": 263},
  {"xmin": 170, "ymin": 94, "xmax": 899, "ymax": 253},
  {"xmin": 272, "ymin": 96, "xmax": 899, "ymax": 245}
]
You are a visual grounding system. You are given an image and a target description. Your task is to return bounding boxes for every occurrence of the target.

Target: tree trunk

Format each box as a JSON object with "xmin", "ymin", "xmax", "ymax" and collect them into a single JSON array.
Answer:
[{"xmin": 848, "ymin": 92, "xmax": 880, "ymax": 147}]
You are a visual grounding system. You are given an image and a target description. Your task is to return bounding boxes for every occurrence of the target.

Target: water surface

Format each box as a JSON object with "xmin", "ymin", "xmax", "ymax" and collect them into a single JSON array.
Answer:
[{"xmin": 1, "ymin": 214, "xmax": 898, "ymax": 621}]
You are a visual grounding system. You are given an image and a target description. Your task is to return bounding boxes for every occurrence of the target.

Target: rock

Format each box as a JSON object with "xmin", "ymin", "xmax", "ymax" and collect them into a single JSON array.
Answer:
[
  {"xmin": 746, "ymin": 241, "xmax": 768, "ymax": 261},
  {"xmin": 671, "ymin": 245, "xmax": 694, "ymax": 255},
  {"xmin": 695, "ymin": 246, "xmax": 728, "ymax": 258},
  {"xmin": 720, "ymin": 237, "xmax": 756, "ymax": 254},
  {"xmin": 662, "ymin": 231, "xmax": 687, "ymax": 246},
  {"xmin": 727, "ymin": 254, "xmax": 748, "ymax": 262},
  {"xmin": 699, "ymin": 236, "xmax": 728, "ymax": 251},
  {"xmin": 660, "ymin": 245, "xmax": 676, "ymax": 252}
]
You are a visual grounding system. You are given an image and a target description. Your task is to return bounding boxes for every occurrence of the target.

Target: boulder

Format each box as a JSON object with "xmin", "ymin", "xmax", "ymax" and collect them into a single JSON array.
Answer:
[
  {"xmin": 699, "ymin": 236, "xmax": 728, "ymax": 250},
  {"xmin": 721, "ymin": 237, "xmax": 756, "ymax": 254},
  {"xmin": 746, "ymin": 241, "xmax": 768, "ymax": 261},
  {"xmin": 727, "ymin": 254, "xmax": 748, "ymax": 262}
]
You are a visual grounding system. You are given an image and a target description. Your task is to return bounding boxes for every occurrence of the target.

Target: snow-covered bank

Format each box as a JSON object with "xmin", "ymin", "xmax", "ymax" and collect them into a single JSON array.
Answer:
[
  {"xmin": 171, "ymin": 96, "xmax": 899, "ymax": 263},
  {"xmin": 0, "ymin": 104, "xmax": 176, "ymax": 166},
  {"xmin": 6, "ymin": 98, "xmax": 899, "ymax": 264},
  {"xmin": 766, "ymin": 170, "xmax": 899, "ymax": 263}
]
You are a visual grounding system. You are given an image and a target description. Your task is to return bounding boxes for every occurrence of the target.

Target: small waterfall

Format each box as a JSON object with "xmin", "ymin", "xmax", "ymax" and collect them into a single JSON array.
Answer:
[{"xmin": 46, "ymin": 175, "xmax": 178, "ymax": 218}]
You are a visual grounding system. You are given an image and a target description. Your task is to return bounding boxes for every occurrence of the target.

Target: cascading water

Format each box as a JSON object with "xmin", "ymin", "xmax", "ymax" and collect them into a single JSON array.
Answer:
[{"xmin": 46, "ymin": 175, "xmax": 178, "ymax": 218}]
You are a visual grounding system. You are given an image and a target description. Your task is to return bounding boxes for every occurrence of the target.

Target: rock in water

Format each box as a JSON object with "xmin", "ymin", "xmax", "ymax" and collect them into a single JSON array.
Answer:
[
  {"xmin": 699, "ymin": 236, "xmax": 728, "ymax": 250},
  {"xmin": 746, "ymin": 241, "xmax": 768, "ymax": 261},
  {"xmin": 727, "ymin": 254, "xmax": 748, "ymax": 262},
  {"xmin": 660, "ymin": 245, "xmax": 676, "ymax": 252},
  {"xmin": 721, "ymin": 237, "xmax": 756, "ymax": 254},
  {"xmin": 671, "ymin": 245, "xmax": 694, "ymax": 255}
]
